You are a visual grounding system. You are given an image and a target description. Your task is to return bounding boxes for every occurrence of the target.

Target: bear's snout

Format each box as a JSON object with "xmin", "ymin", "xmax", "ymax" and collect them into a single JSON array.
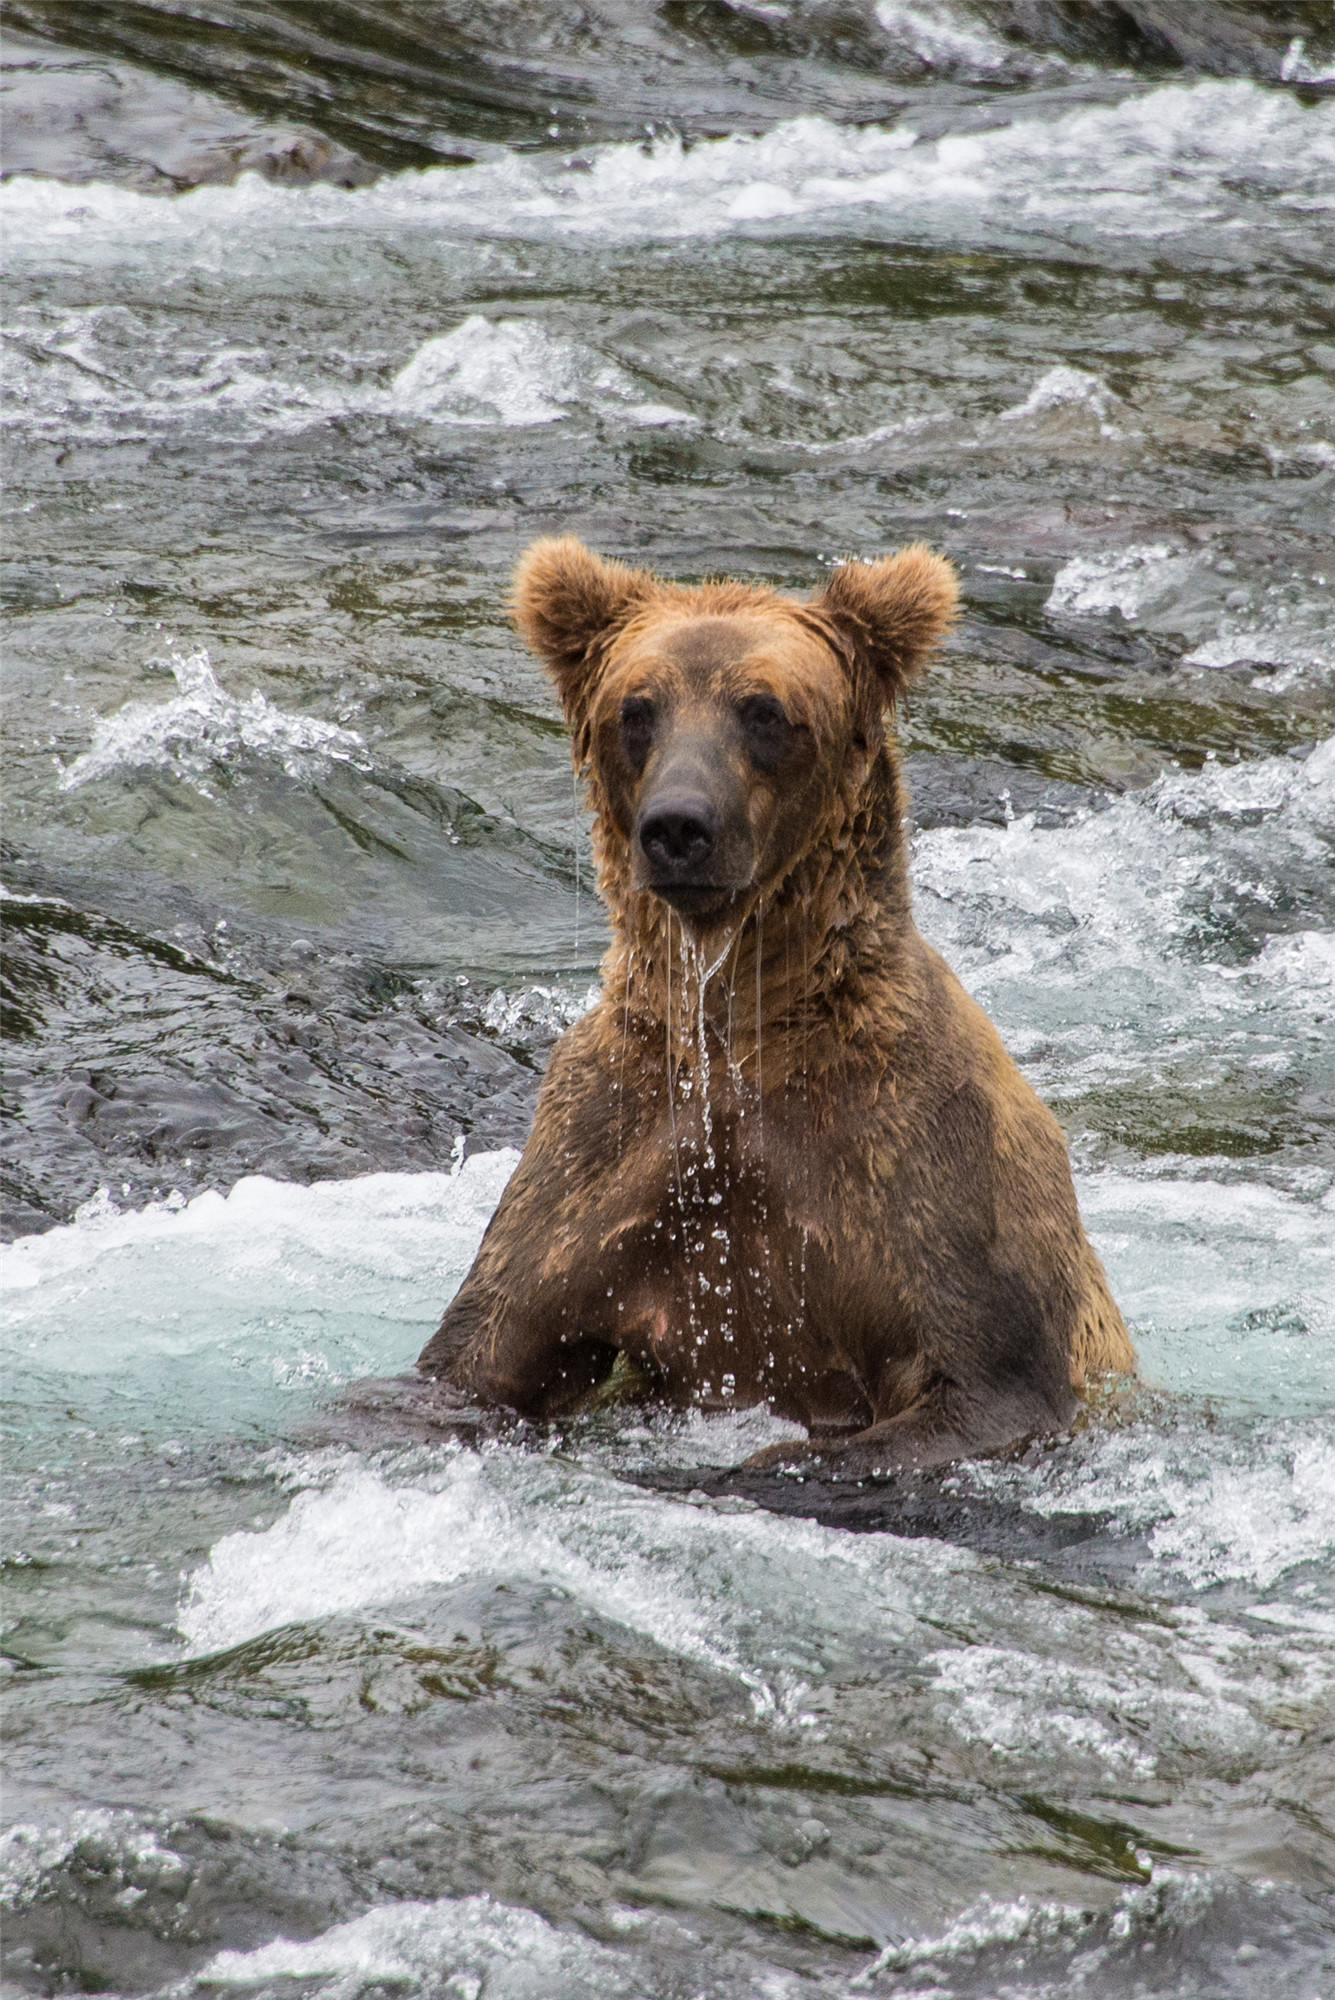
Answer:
[
  {"xmin": 631, "ymin": 715, "xmax": 759, "ymax": 916},
  {"xmin": 637, "ymin": 795, "xmax": 720, "ymax": 878},
  {"xmin": 634, "ymin": 758, "xmax": 754, "ymax": 917}
]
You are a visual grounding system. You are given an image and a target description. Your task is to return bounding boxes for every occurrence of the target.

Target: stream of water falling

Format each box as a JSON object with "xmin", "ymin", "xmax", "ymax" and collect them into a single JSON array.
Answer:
[{"xmin": 3, "ymin": 4, "xmax": 1335, "ymax": 1994}]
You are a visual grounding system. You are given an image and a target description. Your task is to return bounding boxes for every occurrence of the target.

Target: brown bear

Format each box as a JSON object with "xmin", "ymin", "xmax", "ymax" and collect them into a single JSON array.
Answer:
[{"xmin": 417, "ymin": 537, "xmax": 1134, "ymax": 1470}]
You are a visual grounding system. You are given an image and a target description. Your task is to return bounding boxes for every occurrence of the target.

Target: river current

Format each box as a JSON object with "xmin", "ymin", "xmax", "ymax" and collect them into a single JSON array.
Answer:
[{"xmin": 3, "ymin": 4, "xmax": 1335, "ymax": 1996}]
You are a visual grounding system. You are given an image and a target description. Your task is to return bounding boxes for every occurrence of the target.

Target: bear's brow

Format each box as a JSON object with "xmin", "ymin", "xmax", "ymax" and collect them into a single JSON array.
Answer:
[
  {"xmin": 652, "ymin": 615, "xmax": 764, "ymax": 668},
  {"xmin": 648, "ymin": 612, "xmax": 823, "ymax": 686}
]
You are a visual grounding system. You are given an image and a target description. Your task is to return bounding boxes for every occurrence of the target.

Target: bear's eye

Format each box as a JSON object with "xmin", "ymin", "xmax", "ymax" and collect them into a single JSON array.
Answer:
[
  {"xmin": 737, "ymin": 693, "xmax": 791, "ymax": 767},
  {"xmin": 619, "ymin": 696, "xmax": 656, "ymax": 770}
]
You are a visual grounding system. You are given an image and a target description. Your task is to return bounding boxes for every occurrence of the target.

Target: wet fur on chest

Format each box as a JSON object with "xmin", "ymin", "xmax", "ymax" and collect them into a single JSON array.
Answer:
[{"xmin": 533, "ymin": 987, "xmax": 868, "ymax": 1419}]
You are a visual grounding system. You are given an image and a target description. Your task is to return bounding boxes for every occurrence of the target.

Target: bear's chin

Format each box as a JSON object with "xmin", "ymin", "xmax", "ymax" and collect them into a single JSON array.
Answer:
[{"xmin": 648, "ymin": 882, "xmax": 743, "ymax": 926}]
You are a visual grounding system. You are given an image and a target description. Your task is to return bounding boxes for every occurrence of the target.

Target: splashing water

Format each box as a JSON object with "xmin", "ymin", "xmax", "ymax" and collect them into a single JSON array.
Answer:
[{"xmin": 58, "ymin": 648, "xmax": 370, "ymax": 795}]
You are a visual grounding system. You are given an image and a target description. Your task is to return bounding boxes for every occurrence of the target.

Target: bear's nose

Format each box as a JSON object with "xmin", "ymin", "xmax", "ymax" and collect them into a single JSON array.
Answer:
[{"xmin": 638, "ymin": 797, "xmax": 719, "ymax": 877}]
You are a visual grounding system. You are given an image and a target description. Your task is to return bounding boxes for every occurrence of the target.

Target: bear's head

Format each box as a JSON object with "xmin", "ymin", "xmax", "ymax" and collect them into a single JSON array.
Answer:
[{"xmin": 513, "ymin": 537, "xmax": 958, "ymax": 934}]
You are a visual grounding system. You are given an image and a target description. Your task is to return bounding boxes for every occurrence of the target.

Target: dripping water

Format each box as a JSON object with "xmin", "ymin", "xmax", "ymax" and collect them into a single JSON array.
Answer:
[
  {"xmin": 689, "ymin": 926, "xmax": 734, "ymax": 1175},
  {"xmin": 664, "ymin": 907, "xmax": 682, "ymax": 1207},
  {"xmin": 571, "ymin": 764, "xmax": 582, "ymax": 974},
  {"xmin": 617, "ymin": 946, "xmax": 634, "ymax": 1162},
  {"xmin": 754, "ymin": 895, "xmax": 764, "ymax": 1146}
]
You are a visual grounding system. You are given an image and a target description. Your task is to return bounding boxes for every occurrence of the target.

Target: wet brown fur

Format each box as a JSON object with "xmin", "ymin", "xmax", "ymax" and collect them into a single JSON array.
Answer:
[{"xmin": 418, "ymin": 537, "xmax": 1134, "ymax": 1470}]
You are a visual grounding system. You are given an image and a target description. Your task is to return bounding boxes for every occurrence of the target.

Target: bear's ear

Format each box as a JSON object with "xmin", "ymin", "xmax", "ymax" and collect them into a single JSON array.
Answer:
[
  {"xmin": 512, "ymin": 536, "xmax": 657, "ymax": 732},
  {"xmin": 813, "ymin": 545, "xmax": 958, "ymax": 707}
]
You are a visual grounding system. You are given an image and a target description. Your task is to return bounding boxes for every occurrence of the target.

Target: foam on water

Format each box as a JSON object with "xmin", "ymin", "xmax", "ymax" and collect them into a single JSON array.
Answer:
[
  {"xmin": 0, "ymin": 316, "xmax": 373, "ymax": 441},
  {"xmin": 0, "ymin": 1822, "xmax": 641, "ymax": 1999},
  {"xmin": 855, "ymin": 1870, "xmax": 1276, "ymax": 1988},
  {"xmin": 1282, "ymin": 36, "xmax": 1335, "ymax": 85},
  {"xmin": 1154, "ymin": 734, "xmax": 1335, "ymax": 826},
  {"xmin": 173, "ymin": 1417, "xmax": 1335, "ymax": 1788},
  {"xmin": 1, "ymin": 310, "xmax": 691, "ymax": 442},
  {"xmin": 479, "ymin": 980, "xmax": 603, "ymax": 1046},
  {"xmin": 179, "ymin": 1448, "xmax": 930, "ymax": 1716},
  {"xmin": 0, "ymin": 1810, "xmax": 187, "ymax": 1913},
  {"xmin": 6, "ymin": 1154, "xmax": 1328, "ymax": 1433},
  {"xmin": 1077, "ymin": 1171, "xmax": 1335, "ymax": 1411},
  {"xmin": 998, "ymin": 363, "xmax": 1120, "ymax": 434},
  {"xmin": 913, "ymin": 736, "xmax": 1335, "ymax": 1165},
  {"xmin": 965, "ymin": 1414, "xmax": 1335, "ymax": 1590},
  {"xmin": 194, "ymin": 1894, "xmax": 633, "ymax": 2000},
  {"xmin": 1185, "ymin": 605, "xmax": 1335, "ymax": 685},
  {"xmin": 1, "ymin": 1848, "xmax": 1300, "ymax": 2000},
  {"xmin": 921, "ymin": 1562, "xmax": 1333, "ymax": 1787},
  {"xmin": 57, "ymin": 648, "xmax": 369, "ymax": 795},
  {"xmin": 387, "ymin": 314, "xmax": 690, "ymax": 428},
  {"xmin": 192, "ymin": 1875, "xmax": 1285, "ymax": 2000},
  {"xmin": 4, "ymin": 82, "xmax": 1331, "ymax": 260},
  {"xmin": 0, "ymin": 1150, "xmax": 517, "ymax": 1303},
  {"xmin": 1123, "ymin": 1428, "xmax": 1335, "ymax": 1589},
  {"xmin": 916, "ymin": 736, "xmax": 1334, "ymax": 967},
  {"xmin": 1045, "ymin": 543, "xmax": 1335, "ymax": 679},
  {"xmin": 1045, "ymin": 543, "xmax": 1189, "ymax": 620},
  {"xmin": 924, "ymin": 1645, "xmax": 1254, "ymax": 1782},
  {"xmin": 0, "ymin": 1153, "xmax": 517, "ymax": 1445},
  {"xmin": 872, "ymin": 0, "xmax": 1015, "ymax": 74}
]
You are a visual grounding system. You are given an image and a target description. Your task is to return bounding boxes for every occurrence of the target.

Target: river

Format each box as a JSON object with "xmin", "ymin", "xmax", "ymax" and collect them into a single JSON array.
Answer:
[{"xmin": 2, "ymin": 4, "xmax": 1334, "ymax": 1995}]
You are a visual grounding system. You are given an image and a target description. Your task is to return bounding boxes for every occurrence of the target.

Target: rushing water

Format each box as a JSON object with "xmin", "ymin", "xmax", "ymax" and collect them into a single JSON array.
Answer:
[{"xmin": 3, "ymin": 3, "xmax": 1335, "ymax": 1995}]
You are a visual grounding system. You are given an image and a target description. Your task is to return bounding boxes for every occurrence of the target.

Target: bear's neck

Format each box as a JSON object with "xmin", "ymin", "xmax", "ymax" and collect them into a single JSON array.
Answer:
[{"xmin": 591, "ymin": 746, "xmax": 916, "ymax": 1081}]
